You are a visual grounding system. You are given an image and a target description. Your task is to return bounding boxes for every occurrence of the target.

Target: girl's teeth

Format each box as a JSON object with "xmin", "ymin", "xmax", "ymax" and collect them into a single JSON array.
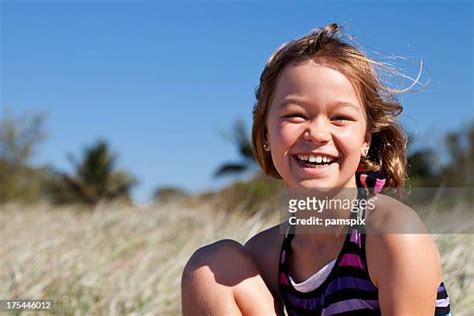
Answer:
[{"xmin": 296, "ymin": 154, "xmax": 336, "ymax": 165}]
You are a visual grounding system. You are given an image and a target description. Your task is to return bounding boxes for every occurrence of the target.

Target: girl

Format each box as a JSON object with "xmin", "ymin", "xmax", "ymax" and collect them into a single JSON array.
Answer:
[{"xmin": 182, "ymin": 23, "xmax": 451, "ymax": 315}]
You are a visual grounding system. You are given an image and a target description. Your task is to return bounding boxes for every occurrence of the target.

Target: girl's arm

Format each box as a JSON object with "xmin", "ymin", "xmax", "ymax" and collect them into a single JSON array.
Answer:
[{"xmin": 366, "ymin": 200, "xmax": 442, "ymax": 315}]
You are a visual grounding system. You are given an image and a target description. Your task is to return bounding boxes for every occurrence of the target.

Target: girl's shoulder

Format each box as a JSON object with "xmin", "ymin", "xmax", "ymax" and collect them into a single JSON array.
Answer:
[
  {"xmin": 243, "ymin": 221, "xmax": 289, "ymax": 297},
  {"xmin": 365, "ymin": 193, "xmax": 427, "ymax": 234},
  {"xmin": 364, "ymin": 193, "xmax": 443, "ymax": 289}
]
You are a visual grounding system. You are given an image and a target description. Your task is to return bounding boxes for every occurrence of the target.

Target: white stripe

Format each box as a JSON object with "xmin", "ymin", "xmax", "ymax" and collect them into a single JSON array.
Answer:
[{"xmin": 436, "ymin": 297, "xmax": 450, "ymax": 308}]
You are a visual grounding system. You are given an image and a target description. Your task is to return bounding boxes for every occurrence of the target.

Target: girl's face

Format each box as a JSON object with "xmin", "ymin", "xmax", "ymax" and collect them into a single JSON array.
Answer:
[{"xmin": 265, "ymin": 59, "xmax": 370, "ymax": 190}]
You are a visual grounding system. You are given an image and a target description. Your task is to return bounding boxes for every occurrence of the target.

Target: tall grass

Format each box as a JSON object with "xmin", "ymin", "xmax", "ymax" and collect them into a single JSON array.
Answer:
[{"xmin": 1, "ymin": 201, "xmax": 472, "ymax": 315}]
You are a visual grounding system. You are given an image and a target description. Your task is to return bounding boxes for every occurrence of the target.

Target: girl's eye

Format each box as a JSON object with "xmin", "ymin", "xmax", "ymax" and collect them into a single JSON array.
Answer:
[
  {"xmin": 283, "ymin": 114, "xmax": 306, "ymax": 119},
  {"xmin": 331, "ymin": 116, "xmax": 352, "ymax": 122}
]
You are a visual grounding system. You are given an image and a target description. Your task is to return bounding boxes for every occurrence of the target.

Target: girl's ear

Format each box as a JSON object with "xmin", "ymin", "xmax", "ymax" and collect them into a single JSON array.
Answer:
[
  {"xmin": 361, "ymin": 132, "xmax": 371, "ymax": 157},
  {"xmin": 264, "ymin": 131, "xmax": 271, "ymax": 152}
]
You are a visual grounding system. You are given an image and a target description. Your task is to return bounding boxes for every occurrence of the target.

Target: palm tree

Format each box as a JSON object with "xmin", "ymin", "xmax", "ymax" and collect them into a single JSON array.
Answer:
[
  {"xmin": 214, "ymin": 118, "xmax": 256, "ymax": 178},
  {"xmin": 48, "ymin": 140, "xmax": 137, "ymax": 206}
]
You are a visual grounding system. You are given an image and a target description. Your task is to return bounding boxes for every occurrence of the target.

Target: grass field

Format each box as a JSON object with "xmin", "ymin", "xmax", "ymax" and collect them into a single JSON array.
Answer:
[{"xmin": 1, "ymin": 200, "xmax": 473, "ymax": 315}]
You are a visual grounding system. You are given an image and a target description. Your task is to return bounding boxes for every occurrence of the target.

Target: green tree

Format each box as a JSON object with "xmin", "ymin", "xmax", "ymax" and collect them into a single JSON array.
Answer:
[
  {"xmin": 0, "ymin": 110, "xmax": 47, "ymax": 203},
  {"xmin": 47, "ymin": 140, "xmax": 137, "ymax": 206}
]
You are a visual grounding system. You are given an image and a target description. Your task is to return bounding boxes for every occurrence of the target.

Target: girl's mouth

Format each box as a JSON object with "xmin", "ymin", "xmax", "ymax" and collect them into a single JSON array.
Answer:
[
  {"xmin": 292, "ymin": 154, "xmax": 339, "ymax": 178},
  {"xmin": 293, "ymin": 154, "xmax": 339, "ymax": 168}
]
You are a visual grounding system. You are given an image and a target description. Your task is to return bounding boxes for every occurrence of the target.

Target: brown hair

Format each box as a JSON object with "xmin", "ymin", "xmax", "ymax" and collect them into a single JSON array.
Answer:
[{"xmin": 251, "ymin": 23, "xmax": 408, "ymax": 190}]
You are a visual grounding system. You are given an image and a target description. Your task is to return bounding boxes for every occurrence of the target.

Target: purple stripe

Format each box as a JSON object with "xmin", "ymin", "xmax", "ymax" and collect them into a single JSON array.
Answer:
[
  {"xmin": 280, "ymin": 272, "xmax": 289, "ymax": 285},
  {"xmin": 349, "ymin": 229, "xmax": 361, "ymax": 246},
  {"xmin": 281, "ymin": 250, "xmax": 286, "ymax": 264},
  {"xmin": 325, "ymin": 277, "xmax": 377, "ymax": 297},
  {"xmin": 339, "ymin": 253, "xmax": 365, "ymax": 270},
  {"xmin": 322, "ymin": 299, "xmax": 379, "ymax": 315},
  {"xmin": 285, "ymin": 292, "xmax": 323, "ymax": 310},
  {"xmin": 437, "ymin": 284, "xmax": 446, "ymax": 293},
  {"xmin": 284, "ymin": 277, "xmax": 377, "ymax": 309},
  {"xmin": 374, "ymin": 178, "xmax": 386, "ymax": 193}
]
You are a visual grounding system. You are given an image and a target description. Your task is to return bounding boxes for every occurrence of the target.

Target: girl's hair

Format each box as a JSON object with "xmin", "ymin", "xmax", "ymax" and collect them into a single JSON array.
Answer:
[{"xmin": 252, "ymin": 23, "xmax": 408, "ymax": 190}]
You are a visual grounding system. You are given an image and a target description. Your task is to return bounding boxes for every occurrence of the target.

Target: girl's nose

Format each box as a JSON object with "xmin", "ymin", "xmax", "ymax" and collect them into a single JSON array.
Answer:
[{"xmin": 303, "ymin": 120, "xmax": 331, "ymax": 144}]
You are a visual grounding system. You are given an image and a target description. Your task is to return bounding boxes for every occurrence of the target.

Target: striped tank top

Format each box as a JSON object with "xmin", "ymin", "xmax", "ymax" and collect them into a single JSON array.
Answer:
[{"xmin": 278, "ymin": 189, "xmax": 452, "ymax": 315}]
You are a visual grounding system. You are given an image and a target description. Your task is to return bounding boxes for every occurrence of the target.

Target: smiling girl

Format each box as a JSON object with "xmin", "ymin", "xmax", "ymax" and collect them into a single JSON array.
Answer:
[{"xmin": 182, "ymin": 23, "xmax": 451, "ymax": 315}]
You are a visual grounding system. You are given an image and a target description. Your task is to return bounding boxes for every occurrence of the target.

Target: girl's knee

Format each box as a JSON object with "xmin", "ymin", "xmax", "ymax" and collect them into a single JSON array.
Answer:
[
  {"xmin": 181, "ymin": 239, "xmax": 255, "ymax": 315},
  {"xmin": 182, "ymin": 239, "xmax": 277, "ymax": 315},
  {"xmin": 182, "ymin": 239, "xmax": 257, "ymax": 287}
]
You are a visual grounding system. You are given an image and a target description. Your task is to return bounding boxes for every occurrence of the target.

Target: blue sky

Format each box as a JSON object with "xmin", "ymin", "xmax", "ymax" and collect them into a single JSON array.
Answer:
[{"xmin": 1, "ymin": 1, "xmax": 472, "ymax": 203}]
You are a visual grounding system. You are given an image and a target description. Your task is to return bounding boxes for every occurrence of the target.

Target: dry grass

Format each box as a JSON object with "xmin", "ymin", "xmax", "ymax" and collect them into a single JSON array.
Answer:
[{"xmin": 0, "ymin": 201, "xmax": 472, "ymax": 315}]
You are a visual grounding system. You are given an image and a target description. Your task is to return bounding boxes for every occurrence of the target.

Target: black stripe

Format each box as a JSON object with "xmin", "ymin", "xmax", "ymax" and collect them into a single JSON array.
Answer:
[
  {"xmin": 334, "ymin": 267, "xmax": 373, "ymax": 280},
  {"xmin": 436, "ymin": 290, "xmax": 448, "ymax": 300},
  {"xmin": 344, "ymin": 242, "xmax": 364, "ymax": 253},
  {"xmin": 323, "ymin": 288, "xmax": 379, "ymax": 307},
  {"xmin": 286, "ymin": 304, "xmax": 322, "ymax": 315},
  {"xmin": 434, "ymin": 305, "xmax": 451, "ymax": 315},
  {"xmin": 284, "ymin": 273, "xmax": 377, "ymax": 299}
]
